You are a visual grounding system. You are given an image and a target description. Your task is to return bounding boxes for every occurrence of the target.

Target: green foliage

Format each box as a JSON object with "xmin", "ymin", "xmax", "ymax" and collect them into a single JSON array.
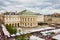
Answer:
[
  {"xmin": 15, "ymin": 35, "xmax": 27, "ymax": 40},
  {"xmin": 26, "ymin": 33, "xmax": 31, "ymax": 38},
  {"xmin": 15, "ymin": 33, "xmax": 31, "ymax": 40},
  {"xmin": 5, "ymin": 24, "xmax": 17, "ymax": 34}
]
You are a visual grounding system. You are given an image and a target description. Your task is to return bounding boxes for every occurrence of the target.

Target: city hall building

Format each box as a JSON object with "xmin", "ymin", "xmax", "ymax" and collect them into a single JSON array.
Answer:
[{"xmin": 0, "ymin": 10, "xmax": 44, "ymax": 28}]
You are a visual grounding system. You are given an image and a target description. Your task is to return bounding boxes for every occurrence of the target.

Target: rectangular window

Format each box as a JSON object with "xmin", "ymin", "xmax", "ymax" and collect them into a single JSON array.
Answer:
[
  {"xmin": 28, "ymin": 23, "xmax": 29, "ymax": 26},
  {"xmin": 48, "ymin": 19, "xmax": 52, "ymax": 21},
  {"xmin": 28, "ymin": 18, "xmax": 29, "ymax": 21},
  {"xmin": 25, "ymin": 23, "xmax": 26, "ymax": 26},
  {"xmin": 25, "ymin": 18, "xmax": 26, "ymax": 21},
  {"xmin": 31, "ymin": 18, "xmax": 32, "ymax": 21},
  {"xmin": 31, "ymin": 23, "xmax": 32, "ymax": 26},
  {"xmin": 23, "ymin": 18, "xmax": 24, "ymax": 21}
]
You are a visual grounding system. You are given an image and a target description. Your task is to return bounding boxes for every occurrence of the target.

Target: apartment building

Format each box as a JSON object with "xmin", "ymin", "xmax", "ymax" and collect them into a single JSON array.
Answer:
[
  {"xmin": 51, "ymin": 13, "xmax": 60, "ymax": 24},
  {"xmin": 44, "ymin": 15, "xmax": 52, "ymax": 24},
  {"xmin": 44, "ymin": 13, "xmax": 60, "ymax": 25}
]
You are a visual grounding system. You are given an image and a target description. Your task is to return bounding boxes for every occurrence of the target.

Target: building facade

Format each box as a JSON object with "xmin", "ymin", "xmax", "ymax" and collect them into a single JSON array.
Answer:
[
  {"xmin": 37, "ymin": 15, "xmax": 44, "ymax": 23},
  {"xmin": 44, "ymin": 15, "xmax": 52, "ymax": 24},
  {"xmin": 3, "ymin": 15, "xmax": 44, "ymax": 28},
  {"xmin": 0, "ymin": 15, "xmax": 4, "ymax": 24},
  {"xmin": 0, "ymin": 10, "xmax": 44, "ymax": 28},
  {"xmin": 44, "ymin": 13, "xmax": 60, "ymax": 25},
  {"xmin": 4, "ymin": 15, "xmax": 20, "ymax": 28},
  {"xmin": 20, "ymin": 15, "xmax": 38, "ymax": 27}
]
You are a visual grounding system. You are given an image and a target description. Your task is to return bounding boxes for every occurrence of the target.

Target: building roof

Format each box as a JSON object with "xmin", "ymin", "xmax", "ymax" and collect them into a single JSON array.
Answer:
[
  {"xmin": 2, "ymin": 12, "xmax": 16, "ymax": 15},
  {"xmin": 17, "ymin": 10, "xmax": 41, "ymax": 15},
  {"xmin": 51, "ymin": 13, "xmax": 60, "ymax": 17},
  {"xmin": 1, "ymin": 10, "xmax": 42, "ymax": 15}
]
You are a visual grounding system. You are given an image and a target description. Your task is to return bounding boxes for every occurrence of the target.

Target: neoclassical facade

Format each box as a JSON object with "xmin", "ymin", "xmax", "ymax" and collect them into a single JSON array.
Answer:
[
  {"xmin": 4, "ymin": 15, "xmax": 20, "ymax": 27},
  {"xmin": 0, "ymin": 10, "xmax": 44, "ymax": 28},
  {"xmin": 20, "ymin": 15, "xmax": 38, "ymax": 27},
  {"xmin": 2, "ymin": 15, "xmax": 44, "ymax": 28}
]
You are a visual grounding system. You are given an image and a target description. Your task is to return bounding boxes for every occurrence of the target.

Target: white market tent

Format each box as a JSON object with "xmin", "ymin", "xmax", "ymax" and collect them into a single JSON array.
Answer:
[
  {"xmin": 11, "ymin": 34, "xmax": 15, "ymax": 37},
  {"xmin": 29, "ymin": 35, "xmax": 45, "ymax": 40},
  {"xmin": 16, "ymin": 32, "xmax": 20, "ymax": 35},
  {"xmin": 24, "ymin": 27, "xmax": 55, "ymax": 34},
  {"xmin": 53, "ymin": 34, "xmax": 60, "ymax": 40},
  {"xmin": 41, "ymin": 29, "xmax": 60, "ymax": 34}
]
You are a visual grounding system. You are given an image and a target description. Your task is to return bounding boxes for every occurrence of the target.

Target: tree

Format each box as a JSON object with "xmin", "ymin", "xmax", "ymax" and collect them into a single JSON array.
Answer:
[
  {"xmin": 15, "ymin": 33, "xmax": 31, "ymax": 40},
  {"xmin": 26, "ymin": 33, "xmax": 31, "ymax": 38},
  {"xmin": 5, "ymin": 24, "xmax": 17, "ymax": 34},
  {"xmin": 15, "ymin": 34, "xmax": 27, "ymax": 40}
]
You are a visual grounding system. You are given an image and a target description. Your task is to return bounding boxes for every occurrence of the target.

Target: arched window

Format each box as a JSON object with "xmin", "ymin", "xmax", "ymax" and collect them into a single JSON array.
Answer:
[
  {"xmin": 9, "ymin": 24, "xmax": 11, "ymax": 26},
  {"xmin": 18, "ymin": 23, "xmax": 19, "ymax": 27},
  {"xmin": 6, "ymin": 24, "xmax": 8, "ymax": 26},
  {"xmin": 12, "ymin": 24, "xmax": 14, "ymax": 26}
]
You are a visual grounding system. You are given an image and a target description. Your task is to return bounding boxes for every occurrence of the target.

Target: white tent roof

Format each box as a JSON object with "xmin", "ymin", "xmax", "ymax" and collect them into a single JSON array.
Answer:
[
  {"xmin": 53, "ymin": 34, "xmax": 60, "ymax": 40},
  {"xmin": 24, "ymin": 27, "xmax": 55, "ymax": 34},
  {"xmin": 11, "ymin": 34, "xmax": 15, "ymax": 36},
  {"xmin": 30, "ymin": 35, "xmax": 45, "ymax": 40},
  {"xmin": 41, "ymin": 29, "xmax": 60, "ymax": 34},
  {"xmin": 30, "ymin": 27, "xmax": 54, "ymax": 32},
  {"xmin": 16, "ymin": 33, "xmax": 20, "ymax": 35}
]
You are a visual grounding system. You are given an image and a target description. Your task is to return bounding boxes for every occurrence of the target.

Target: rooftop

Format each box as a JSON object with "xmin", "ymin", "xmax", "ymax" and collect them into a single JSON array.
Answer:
[{"xmin": 17, "ymin": 10, "xmax": 41, "ymax": 15}]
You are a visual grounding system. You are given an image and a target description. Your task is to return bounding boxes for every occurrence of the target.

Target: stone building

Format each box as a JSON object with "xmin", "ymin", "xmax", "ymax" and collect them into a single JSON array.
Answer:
[
  {"xmin": 51, "ymin": 13, "xmax": 60, "ymax": 24},
  {"xmin": 44, "ymin": 13, "xmax": 60, "ymax": 25},
  {"xmin": 20, "ymin": 15, "xmax": 38, "ymax": 27},
  {"xmin": 3, "ymin": 15, "xmax": 20, "ymax": 28},
  {"xmin": 44, "ymin": 15, "xmax": 52, "ymax": 24},
  {"xmin": 0, "ymin": 10, "xmax": 44, "ymax": 28},
  {"xmin": 0, "ymin": 15, "xmax": 4, "ymax": 24}
]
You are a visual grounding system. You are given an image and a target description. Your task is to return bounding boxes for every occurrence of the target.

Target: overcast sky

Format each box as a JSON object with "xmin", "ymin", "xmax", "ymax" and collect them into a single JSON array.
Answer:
[{"xmin": 0, "ymin": 0, "xmax": 60, "ymax": 14}]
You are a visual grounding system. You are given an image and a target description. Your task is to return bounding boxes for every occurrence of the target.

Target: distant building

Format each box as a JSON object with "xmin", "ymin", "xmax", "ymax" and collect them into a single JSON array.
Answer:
[
  {"xmin": 44, "ymin": 13, "xmax": 60, "ymax": 25},
  {"xmin": 44, "ymin": 15, "xmax": 52, "ymax": 24}
]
